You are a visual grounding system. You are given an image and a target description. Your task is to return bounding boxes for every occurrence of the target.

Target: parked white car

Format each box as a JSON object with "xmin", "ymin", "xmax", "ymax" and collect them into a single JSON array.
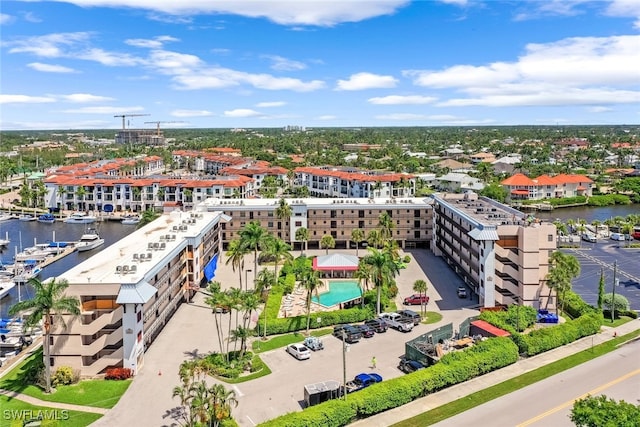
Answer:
[
  {"xmin": 610, "ymin": 233, "xmax": 626, "ymax": 241},
  {"xmin": 286, "ymin": 343, "xmax": 311, "ymax": 360}
]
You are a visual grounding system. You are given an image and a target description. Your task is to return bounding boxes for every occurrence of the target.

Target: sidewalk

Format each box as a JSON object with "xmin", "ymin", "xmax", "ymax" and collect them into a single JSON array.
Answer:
[
  {"xmin": 0, "ymin": 389, "xmax": 107, "ymax": 415},
  {"xmin": 350, "ymin": 319, "xmax": 640, "ymax": 426}
]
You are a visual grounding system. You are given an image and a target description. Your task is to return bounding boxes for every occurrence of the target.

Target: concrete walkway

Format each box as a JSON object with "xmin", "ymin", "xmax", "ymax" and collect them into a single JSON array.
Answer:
[
  {"xmin": 350, "ymin": 318, "xmax": 640, "ymax": 426},
  {"xmin": 0, "ymin": 389, "xmax": 108, "ymax": 415}
]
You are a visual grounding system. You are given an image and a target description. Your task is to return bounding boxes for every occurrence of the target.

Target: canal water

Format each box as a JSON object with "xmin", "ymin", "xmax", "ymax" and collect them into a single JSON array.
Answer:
[
  {"xmin": 533, "ymin": 204, "xmax": 639, "ymax": 223},
  {"xmin": 0, "ymin": 219, "xmax": 132, "ymax": 317}
]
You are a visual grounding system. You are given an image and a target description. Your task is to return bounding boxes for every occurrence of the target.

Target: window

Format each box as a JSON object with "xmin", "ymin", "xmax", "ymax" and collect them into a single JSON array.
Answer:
[
  {"xmin": 548, "ymin": 234, "xmax": 553, "ymax": 242},
  {"xmin": 295, "ymin": 221, "xmax": 302, "ymax": 227},
  {"xmin": 137, "ymin": 310, "xmax": 142, "ymax": 322},
  {"xmin": 137, "ymin": 331, "xmax": 142, "ymax": 343}
]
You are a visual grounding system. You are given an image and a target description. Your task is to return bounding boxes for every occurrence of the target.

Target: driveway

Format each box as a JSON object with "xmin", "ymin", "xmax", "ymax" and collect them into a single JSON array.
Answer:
[{"xmin": 92, "ymin": 248, "xmax": 479, "ymax": 427}]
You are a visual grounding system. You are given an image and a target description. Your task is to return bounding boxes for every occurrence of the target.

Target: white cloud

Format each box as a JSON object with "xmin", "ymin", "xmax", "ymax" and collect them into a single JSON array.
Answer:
[
  {"xmin": 375, "ymin": 113, "xmax": 494, "ymax": 125},
  {"xmin": 336, "ymin": 72, "xmax": 398, "ymax": 90},
  {"xmin": 171, "ymin": 109, "xmax": 213, "ymax": 117},
  {"xmin": 22, "ymin": 12, "xmax": 43, "ymax": 23},
  {"xmin": 125, "ymin": 35, "xmax": 179, "ymax": 49},
  {"xmin": 3, "ymin": 119, "xmax": 112, "ymax": 130},
  {"xmin": 263, "ymin": 55, "xmax": 306, "ymax": 71},
  {"xmin": 4, "ymin": 32, "xmax": 92, "ymax": 57},
  {"xmin": 1, "ymin": 13, "xmax": 14, "ymax": 24},
  {"xmin": 316, "ymin": 115, "xmax": 337, "ymax": 120},
  {"xmin": 43, "ymin": 0, "xmax": 410, "ymax": 26},
  {"xmin": 78, "ymin": 48, "xmax": 143, "ymax": 66},
  {"xmin": 148, "ymin": 49, "xmax": 203, "ymax": 74},
  {"xmin": 60, "ymin": 106, "xmax": 145, "ymax": 114},
  {"xmin": 0, "ymin": 94, "xmax": 56, "ymax": 104},
  {"xmin": 59, "ymin": 93, "xmax": 116, "ymax": 103},
  {"xmin": 255, "ymin": 101, "xmax": 286, "ymax": 108},
  {"xmin": 368, "ymin": 95, "xmax": 437, "ymax": 105},
  {"xmin": 223, "ymin": 109, "xmax": 263, "ymax": 118},
  {"xmin": 407, "ymin": 35, "xmax": 640, "ymax": 108},
  {"xmin": 586, "ymin": 106, "xmax": 613, "ymax": 113},
  {"xmin": 27, "ymin": 62, "xmax": 77, "ymax": 73}
]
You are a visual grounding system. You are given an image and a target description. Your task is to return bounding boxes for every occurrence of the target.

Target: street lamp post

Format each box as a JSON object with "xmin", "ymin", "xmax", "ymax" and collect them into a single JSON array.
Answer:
[
  {"xmin": 245, "ymin": 269, "xmax": 252, "ymax": 291},
  {"xmin": 342, "ymin": 330, "xmax": 347, "ymax": 401}
]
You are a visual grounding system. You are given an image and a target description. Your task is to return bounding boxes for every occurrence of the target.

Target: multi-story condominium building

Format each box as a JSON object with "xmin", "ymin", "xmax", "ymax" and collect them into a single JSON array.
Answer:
[
  {"xmin": 115, "ymin": 129, "xmax": 165, "ymax": 145},
  {"xmin": 42, "ymin": 175, "xmax": 255, "ymax": 212},
  {"xmin": 431, "ymin": 192, "xmax": 556, "ymax": 309},
  {"xmin": 48, "ymin": 156, "xmax": 165, "ymax": 178},
  {"xmin": 51, "ymin": 210, "xmax": 227, "ymax": 378},
  {"xmin": 172, "ymin": 150, "xmax": 253, "ymax": 174},
  {"xmin": 219, "ymin": 163, "xmax": 289, "ymax": 192},
  {"xmin": 198, "ymin": 197, "xmax": 433, "ymax": 250},
  {"xmin": 501, "ymin": 173, "xmax": 593, "ymax": 201},
  {"xmin": 294, "ymin": 166, "xmax": 415, "ymax": 199}
]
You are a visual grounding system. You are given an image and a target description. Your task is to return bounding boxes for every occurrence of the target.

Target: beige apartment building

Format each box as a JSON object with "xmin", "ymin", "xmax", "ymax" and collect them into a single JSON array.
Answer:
[
  {"xmin": 198, "ymin": 197, "xmax": 434, "ymax": 251},
  {"xmin": 431, "ymin": 192, "xmax": 556, "ymax": 309},
  {"xmin": 51, "ymin": 210, "xmax": 227, "ymax": 378}
]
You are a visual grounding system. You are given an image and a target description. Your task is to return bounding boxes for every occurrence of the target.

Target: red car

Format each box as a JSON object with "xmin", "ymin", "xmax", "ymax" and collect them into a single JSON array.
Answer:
[{"xmin": 403, "ymin": 294, "xmax": 429, "ymax": 305}]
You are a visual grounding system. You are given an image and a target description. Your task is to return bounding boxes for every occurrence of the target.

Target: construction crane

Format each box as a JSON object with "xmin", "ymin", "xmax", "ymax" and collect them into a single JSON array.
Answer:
[
  {"xmin": 114, "ymin": 113, "xmax": 150, "ymax": 130},
  {"xmin": 144, "ymin": 121, "xmax": 188, "ymax": 136}
]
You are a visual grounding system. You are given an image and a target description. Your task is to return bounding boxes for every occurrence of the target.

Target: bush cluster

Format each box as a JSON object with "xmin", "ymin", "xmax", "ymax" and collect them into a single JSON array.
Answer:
[
  {"xmin": 51, "ymin": 366, "xmax": 80, "ymax": 387},
  {"xmin": 105, "ymin": 367, "xmax": 133, "ymax": 380},
  {"xmin": 561, "ymin": 291, "xmax": 599, "ymax": 319},
  {"xmin": 479, "ymin": 305, "xmax": 537, "ymax": 334},
  {"xmin": 259, "ymin": 338, "xmax": 518, "ymax": 426},
  {"xmin": 257, "ymin": 306, "xmax": 372, "ymax": 335},
  {"xmin": 519, "ymin": 313, "xmax": 602, "ymax": 356},
  {"xmin": 587, "ymin": 194, "xmax": 631, "ymax": 206}
]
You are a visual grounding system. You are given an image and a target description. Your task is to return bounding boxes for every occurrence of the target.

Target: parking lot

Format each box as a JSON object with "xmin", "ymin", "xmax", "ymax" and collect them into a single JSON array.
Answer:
[{"xmin": 563, "ymin": 240, "xmax": 640, "ymax": 311}]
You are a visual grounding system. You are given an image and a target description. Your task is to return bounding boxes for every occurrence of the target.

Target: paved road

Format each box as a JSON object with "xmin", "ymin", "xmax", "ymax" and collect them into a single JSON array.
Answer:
[
  {"xmin": 91, "ymin": 248, "xmax": 479, "ymax": 427},
  {"xmin": 432, "ymin": 338, "xmax": 640, "ymax": 427}
]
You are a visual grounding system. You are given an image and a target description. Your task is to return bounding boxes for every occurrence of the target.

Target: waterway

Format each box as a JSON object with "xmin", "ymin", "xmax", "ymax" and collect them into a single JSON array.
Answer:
[
  {"xmin": 0, "ymin": 219, "xmax": 132, "ymax": 317},
  {"xmin": 533, "ymin": 204, "xmax": 639, "ymax": 223}
]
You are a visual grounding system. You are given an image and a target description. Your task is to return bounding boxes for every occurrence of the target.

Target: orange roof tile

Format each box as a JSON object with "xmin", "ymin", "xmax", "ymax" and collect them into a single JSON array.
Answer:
[{"xmin": 500, "ymin": 173, "xmax": 536, "ymax": 186}]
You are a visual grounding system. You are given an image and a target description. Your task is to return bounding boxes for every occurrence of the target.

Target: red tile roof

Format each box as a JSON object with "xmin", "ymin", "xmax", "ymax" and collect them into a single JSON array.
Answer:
[{"xmin": 500, "ymin": 173, "xmax": 536, "ymax": 186}]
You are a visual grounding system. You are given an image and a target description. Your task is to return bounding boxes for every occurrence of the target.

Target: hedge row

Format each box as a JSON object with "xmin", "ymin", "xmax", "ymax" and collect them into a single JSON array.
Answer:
[
  {"xmin": 561, "ymin": 291, "xmax": 599, "ymax": 319},
  {"xmin": 519, "ymin": 313, "xmax": 602, "ymax": 356},
  {"xmin": 256, "ymin": 306, "xmax": 372, "ymax": 335},
  {"xmin": 259, "ymin": 337, "xmax": 519, "ymax": 426}
]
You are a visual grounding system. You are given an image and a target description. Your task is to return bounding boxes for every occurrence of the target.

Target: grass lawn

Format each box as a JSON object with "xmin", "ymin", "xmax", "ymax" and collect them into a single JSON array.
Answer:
[
  {"xmin": 601, "ymin": 315, "xmax": 633, "ymax": 328},
  {"xmin": 393, "ymin": 328, "xmax": 640, "ymax": 427},
  {"xmin": 0, "ymin": 395, "xmax": 102, "ymax": 427},
  {"xmin": 421, "ymin": 312, "xmax": 443, "ymax": 324},
  {"xmin": 251, "ymin": 328, "xmax": 332, "ymax": 353},
  {"xmin": 0, "ymin": 349, "xmax": 131, "ymax": 409},
  {"xmin": 219, "ymin": 355, "xmax": 273, "ymax": 384}
]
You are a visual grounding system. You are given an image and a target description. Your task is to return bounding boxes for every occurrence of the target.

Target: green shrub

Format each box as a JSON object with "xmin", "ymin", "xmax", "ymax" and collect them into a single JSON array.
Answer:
[
  {"xmin": 561, "ymin": 291, "xmax": 598, "ymax": 319},
  {"xmin": 52, "ymin": 366, "xmax": 79, "ymax": 387},
  {"xmin": 521, "ymin": 313, "xmax": 602, "ymax": 356}
]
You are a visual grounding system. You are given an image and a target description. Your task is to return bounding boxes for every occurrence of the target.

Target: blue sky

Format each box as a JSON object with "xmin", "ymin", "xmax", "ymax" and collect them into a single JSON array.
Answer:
[{"xmin": 1, "ymin": 0, "xmax": 639, "ymax": 130}]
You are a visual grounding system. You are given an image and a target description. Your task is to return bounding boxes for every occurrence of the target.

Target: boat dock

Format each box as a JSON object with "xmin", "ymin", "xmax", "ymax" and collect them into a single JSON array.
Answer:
[{"xmin": 38, "ymin": 245, "xmax": 77, "ymax": 268}]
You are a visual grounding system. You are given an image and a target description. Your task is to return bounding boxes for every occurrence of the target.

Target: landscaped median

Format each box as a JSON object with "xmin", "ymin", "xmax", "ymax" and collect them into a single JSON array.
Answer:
[{"xmin": 258, "ymin": 337, "xmax": 519, "ymax": 427}]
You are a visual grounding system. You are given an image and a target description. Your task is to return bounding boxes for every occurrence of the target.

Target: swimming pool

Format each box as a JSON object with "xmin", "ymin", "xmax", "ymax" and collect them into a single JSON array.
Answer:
[{"xmin": 312, "ymin": 280, "xmax": 362, "ymax": 307}]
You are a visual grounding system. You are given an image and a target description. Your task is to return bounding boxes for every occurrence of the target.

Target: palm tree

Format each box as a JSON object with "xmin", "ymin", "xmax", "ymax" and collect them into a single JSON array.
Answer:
[
  {"xmin": 239, "ymin": 221, "xmax": 268, "ymax": 285},
  {"xmin": 378, "ymin": 212, "xmax": 395, "ymax": 240},
  {"xmin": 264, "ymin": 238, "xmax": 292, "ymax": 283},
  {"xmin": 210, "ymin": 383, "xmax": 238, "ymax": 427},
  {"xmin": 230, "ymin": 326, "xmax": 253, "ymax": 358},
  {"xmin": 226, "ymin": 288, "xmax": 243, "ymax": 353},
  {"xmin": 9, "ymin": 277, "xmax": 80, "ymax": 393},
  {"xmin": 361, "ymin": 247, "xmax": 400, "ymax": 315},
  {"xmin": 354, "ymin": 262, "xmax": 372, "ymax": 309},
  {"xmin": 75, "ymin": 186, "xmax": 87, "ymax": 211},
  {"xmin": 138, "ymin": 208, "xmax": 160, "ymax": 228},
  {"xmin": 300, "ymin": 269, "xmax": 322, "ymax": 334},
  {"xmin": 412, "ymin": 279, "xmax": 428, "ymax": 317},
  {"xmin": 367, "ymin": 229, "xmax": 385, "ymax": 249},
  {"xmin": 255, "ymin": 269, "xmax": 275, "ymax": 340},
  {"xmin": 275, "ymin": 197, "xmax": 292, "ymax": 242},
  {"xmin": 56, "ymin": 185, "xmax": 67, "ymax": 211},
  {"xmin": 320, "ymin": 234, "xmax": 335, "ymax": 255},
  {"xmin": 546, "ymin": 251, "xmax": 580, "ymax": 315},
  {"xmin": 203, "ymin": 281, "xmax": 227, "ymax": 356},
  {"xmin": 351, "ymin": 229, "xmax": 365, "ymax": 257},
  {"xmin": 295, "ymin": 227, "xmax": 309, "ymax": 256},
  {"xmin": 225, "ymin": 239, "xmax": 248, "ymax": 290}
]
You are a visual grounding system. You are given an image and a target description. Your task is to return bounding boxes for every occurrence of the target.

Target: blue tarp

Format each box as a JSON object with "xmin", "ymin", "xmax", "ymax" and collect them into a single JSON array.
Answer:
[
  {"xmin": 204, "ymin": 254, "xmax": 219, "ymax": 281},
  {"xmin": 48, "ymin": 242, "xmax": 68, "ymax": 248}
]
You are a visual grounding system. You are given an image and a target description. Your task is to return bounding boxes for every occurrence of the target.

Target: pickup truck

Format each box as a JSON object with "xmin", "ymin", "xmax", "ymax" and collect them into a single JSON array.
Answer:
[
  {"xmin": 380, "ymin": 312, "xmax": 414, "ymax": 332},
  {"xmin": 345, "ymin": 373, "xmax": 383, "ymax": 393}
]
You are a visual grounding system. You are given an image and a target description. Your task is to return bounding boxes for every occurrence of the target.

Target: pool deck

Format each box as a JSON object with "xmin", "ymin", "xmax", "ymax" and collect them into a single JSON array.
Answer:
[{"xmin": 279, "ymin": 279, "xmax": 363, "ymax": 317}]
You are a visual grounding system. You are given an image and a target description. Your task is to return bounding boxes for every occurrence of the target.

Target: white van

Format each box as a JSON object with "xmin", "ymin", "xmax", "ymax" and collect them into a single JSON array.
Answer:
[{"xmin": 610, "ymin": 233, "xmax": 625, "ymax": 241}]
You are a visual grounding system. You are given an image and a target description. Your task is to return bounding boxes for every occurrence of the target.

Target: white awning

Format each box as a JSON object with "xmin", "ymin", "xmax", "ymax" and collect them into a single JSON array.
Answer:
[
  {"xmin": 116, "ymin": 282, "xmax": 157, "ymax": 304},
  {"xmin": 468, "ymin": 227, "xmax": 499, "ymax": 241}
]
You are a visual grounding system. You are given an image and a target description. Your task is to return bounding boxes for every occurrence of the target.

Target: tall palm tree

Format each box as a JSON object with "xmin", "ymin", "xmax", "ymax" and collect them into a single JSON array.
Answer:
[
  {"xmin": 138, "ymin": 208, "xmax": 160, "ymax": 228},
  {"xmin": 9, "ymin": 277, "xmax": 80, "ymax": 393},
  {"xmin": 295, "ymin": 227, "xmax": 309, "ymax": 256},
  {"xmin": 412, "ymin": 279, "xmax": 428, "ymax": 316},
  {"xmin": 300, "ymin": 269, "xmax": 322, "ymax": 334},
  {"xmin": 354, "ymin": 262, "xmax": 372, "ymax": 309},
  {"xmin": 275, "ymin": 197, "xmax": 292, "ymax": 242},
  {"xmin": 378, "ymin": 212, "xmax": 395, "ymax": 241},
  {"xmin": 361, "ymin": 247, "xmax": 400, "ymax": 315},
  {"xmin": 351, "ymin": 229, "xmax": 365, "ymax": 257},
  {"xmin": 546, "ymin": 251, "xmax": 580, "ymax": 314},
  {"xmin": 255, "ymin": 269, "xmax": 275, "ymax": 340},
  {"xmin": 75, "ymin": 186, "xmax": 87, "ymax": 211},
  {"xmin": 225, "ymin": 239, "xmax": 248, "ymax": 290},
  {"xmin": 239, "ymin": 221, "xmax": 268, "ymax": 285},
  {"xmin": 210, "ymin": 383, "xmax": 238, "ymax": 427},
  {"xmin": 366, "ymin": 229, "xmax": 384, "ymax": 249},
  {"xmin": 264, "ymin": 238, "xmax": 292, "ymax": 283},
  {"xmin": 203, "ymin": 281, "xmax": 227, "ymax": 357},
  {"xmin": 320, "ymin": 234, "xmax": 335, "ymax": 255},
  {"xmin": 226, "ymin": 288, "xmax": 243, "ymax": 353}
]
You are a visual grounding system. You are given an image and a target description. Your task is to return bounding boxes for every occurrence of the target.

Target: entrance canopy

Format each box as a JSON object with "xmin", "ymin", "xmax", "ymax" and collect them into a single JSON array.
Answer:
[{"xmin": 312, "ymin": 253, "xmax": 359, "ymax": 272}]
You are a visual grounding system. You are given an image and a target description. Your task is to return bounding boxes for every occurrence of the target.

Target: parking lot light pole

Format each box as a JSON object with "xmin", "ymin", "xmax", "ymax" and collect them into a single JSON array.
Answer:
[
  {"xmin": 342, "ymin": 330, "xmax": 347, "ymax": 401},
  {"xmin": 611, "ymin": 261, "xmax": 617, "ymax": 322}
]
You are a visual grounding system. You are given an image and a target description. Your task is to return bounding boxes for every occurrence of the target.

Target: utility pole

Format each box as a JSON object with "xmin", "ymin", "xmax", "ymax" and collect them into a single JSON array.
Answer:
[
  {"xmin": 611, "ymin": 261, "xmax": 617, "ymax": 322},
  {"xmin": 342, "ymin": 330, "xmax": 347, "ymax": 401}
]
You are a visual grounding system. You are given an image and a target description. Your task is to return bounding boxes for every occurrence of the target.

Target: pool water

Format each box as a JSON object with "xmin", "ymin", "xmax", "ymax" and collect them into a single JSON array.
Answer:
[{"xmin": 312, "ymin": 280, "xmax": 362, "ymax": 307}]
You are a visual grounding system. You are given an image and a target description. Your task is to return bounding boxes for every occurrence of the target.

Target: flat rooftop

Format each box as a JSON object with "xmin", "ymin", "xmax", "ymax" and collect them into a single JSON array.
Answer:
[
  {"xmin": 59, "ymin": 210, "xmax": 222, "ymax": 285},
  {"xmin": 433, "ymin": 193, "xmax": 530, "ymax": 227},
  {"xmin": 198, "ymin": 196, "xmax": 432, "ymax": 210}
]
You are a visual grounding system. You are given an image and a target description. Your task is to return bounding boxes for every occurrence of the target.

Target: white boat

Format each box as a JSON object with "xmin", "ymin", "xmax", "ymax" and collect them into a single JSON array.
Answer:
[
  {"xmin": 0, "ymin": 279, "xmax": 16, "ymax": 299},
  {"xmin": 76, "ymin": 229, "xmax": 105, "ymax": 252},
  {"xmin": 18, "ymin": 214, "xmax": 37, "ymax": 222},
  {"xmin": 0, "ymin": 214, "xmax": 15, "ymax": 222},
  {"xmin": 121, "ymin": 215, "xmax": 141, "ymax": 225},
  {"xmin": 37, "ymin": 213, "xmax": 56, "ymax": 224},
  {"xmin": 0, "ymin": 232, "xmax": 9, "ymax": 247},
  {"xmin": 64, "ymin": 212, "xmax": 97, "ymax": 224},
  {"xmin": 12, "ymin": 261, "xmax": 42, "ymax": 284}
]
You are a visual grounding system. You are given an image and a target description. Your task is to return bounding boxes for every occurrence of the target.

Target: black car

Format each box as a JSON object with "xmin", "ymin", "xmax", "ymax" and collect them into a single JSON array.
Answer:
[
  {"xmin": 354, "ymin": 324, "xmax": 375, "ymax": 338},
  {"xmin": 333, "ymin": 325, "xmax": 362, "ymax": 343},
  {"xmin": 364, "ymin": 318, "xmax": 388, "ymax": 333},
  {"xmin": 398, "ymin": 359, "xmax": 425, "ymax": 373}
]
